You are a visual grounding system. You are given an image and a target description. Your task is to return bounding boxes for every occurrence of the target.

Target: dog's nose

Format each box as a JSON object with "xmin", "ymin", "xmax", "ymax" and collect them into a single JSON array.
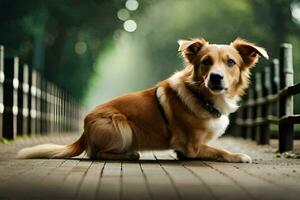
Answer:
[{"xmin": 209, "ymin": 72, "xmax": 224, "ymax": 83}]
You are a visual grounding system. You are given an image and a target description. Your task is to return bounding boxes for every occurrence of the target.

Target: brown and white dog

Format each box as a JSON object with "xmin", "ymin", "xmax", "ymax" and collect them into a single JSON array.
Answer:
[{"xmin": 17, "ymin": 37, "xmax": 268, "ymax": 163}]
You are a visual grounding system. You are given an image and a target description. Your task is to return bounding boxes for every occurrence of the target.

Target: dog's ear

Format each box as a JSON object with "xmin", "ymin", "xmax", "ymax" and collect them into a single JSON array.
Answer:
[
  {"xmin": 177, "ymin": 38, "xmax": 207, "ymax": 63},
  {"xmin": 231, "ymin": 38, "xmax": 268, "ymax": 67}
]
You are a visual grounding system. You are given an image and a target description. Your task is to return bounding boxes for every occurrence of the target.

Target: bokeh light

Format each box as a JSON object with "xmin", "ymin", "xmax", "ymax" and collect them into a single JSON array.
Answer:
[
  {"xmin": 125, "ymin": 0, "xmax": 139, "ymax": 11},
  {"xmin": 291, "ymin": 2, "xmax": 300, "ymax": 25},
  {"xmin": 75, "ymin": 41, "xmax": 87, "ymax": 55},
  {"xmin": 117, "ymin": 8, "xmax": 130, "ymax": 21},
  {"xmin": 123, "ymin": 20, "xmax": 137, "ymax": 32}
]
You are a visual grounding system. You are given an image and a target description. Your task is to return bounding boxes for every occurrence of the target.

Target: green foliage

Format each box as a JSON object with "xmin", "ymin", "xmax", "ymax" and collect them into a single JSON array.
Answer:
[
  {"xmin": 0, "ymin": 0, "xmax": 123, "ymax": 101},
  {"xmin": 86, "ymin": 0, "xmax": 300, "ymax": 111},
  {"xmin": 1, "ymin": 0, "xmax": 300, "ymax": 110},
  {"xmin": 0, "ymin": 137, "xmax": 10, "ymax": 144}
]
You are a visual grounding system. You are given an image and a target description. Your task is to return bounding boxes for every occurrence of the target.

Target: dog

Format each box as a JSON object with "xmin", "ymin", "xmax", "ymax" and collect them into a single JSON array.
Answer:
[{"xmin": 17, "ymin": 37, "xmax": 268, "ymax": 163}]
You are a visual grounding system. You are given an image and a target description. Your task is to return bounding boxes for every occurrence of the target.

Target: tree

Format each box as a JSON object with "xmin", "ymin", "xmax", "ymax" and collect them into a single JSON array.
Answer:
[{"xmin": 0, "ymin": 0, "xmax": 124, "ymax": 100}]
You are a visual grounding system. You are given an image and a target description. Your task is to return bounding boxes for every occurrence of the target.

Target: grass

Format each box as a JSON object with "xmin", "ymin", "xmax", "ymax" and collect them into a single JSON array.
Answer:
[{"xmin": 0, "ymin": 137, "xmax": 10, "ymax": 144}]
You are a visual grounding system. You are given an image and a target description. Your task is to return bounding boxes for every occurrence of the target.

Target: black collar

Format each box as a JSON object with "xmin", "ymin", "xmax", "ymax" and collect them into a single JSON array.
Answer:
[
  {"xmin": 154, "ymin": 87, "xmax": 169, "ymax": 124},
  {"xmin": 186, "ymin": 84, "xmax": 222, "ymax": 118},
  {"xmin": 155, "ymin": 84, "xmax": 222, "ymax": 125}
]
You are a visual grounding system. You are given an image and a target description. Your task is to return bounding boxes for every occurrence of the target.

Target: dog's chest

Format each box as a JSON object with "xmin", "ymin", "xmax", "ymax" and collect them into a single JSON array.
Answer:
[{"xmin": 206, "ymin": 115, "xmax": 229, "ymax": 140}]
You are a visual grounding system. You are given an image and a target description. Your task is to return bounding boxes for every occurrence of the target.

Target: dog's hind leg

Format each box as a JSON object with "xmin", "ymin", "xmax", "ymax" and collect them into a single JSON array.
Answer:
[{"xmin": 85, "ymin": 110, "xmax": 135, "ymax": 158}]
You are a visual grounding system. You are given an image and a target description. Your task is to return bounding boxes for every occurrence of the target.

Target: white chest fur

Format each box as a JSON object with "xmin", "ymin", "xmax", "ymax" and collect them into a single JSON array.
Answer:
[{"xmin": 206, "ymin": 115, "xmax": 229, "ymax": 142}]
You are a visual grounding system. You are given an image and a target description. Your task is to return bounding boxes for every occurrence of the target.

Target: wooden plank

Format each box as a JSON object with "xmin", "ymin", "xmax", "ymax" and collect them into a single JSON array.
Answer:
[
  {"xmin": 77, "ymin": 161, "xmax": 105, "ymax": 200},
  {"xmin": 204, "ymin": 161, "xmax": 298, "ymax": 199},
  {"xmin": 0, "ymin": 159, "xmax": 51, "ymax": 199},
  {"xmin": 54, "ymin": 159, "xmax": 92, "ymax": 199},
  {"xmin": 121, "ymin": 161, "xmax": 152, "ymax": 200},
  {"xmin": 183, "ymin": 161, "xmax": 252, "ymax": 200},
  {"xmin": 140, "ymin": 151, "xmax": 179, "ymax": 200},
  {"xmin": 155, "ymin": 151, "xmax": 215, "ymax": 200},
  {"xmin": 234, "ymin": 164, "xmax": 300, "ymax": 192},
  {"xmin": 2, "ymin": 135, "xmax": 300, "ymax": 200},
  {"xmin": 96, "ymin": 161, "xmax": 122, "ymax": 200}
]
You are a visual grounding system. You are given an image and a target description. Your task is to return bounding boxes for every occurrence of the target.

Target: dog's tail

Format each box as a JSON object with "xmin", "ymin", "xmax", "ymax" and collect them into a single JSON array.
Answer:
[{"xmin": 17, "ymin": 133, "xmax": 87, "ymax": 159}]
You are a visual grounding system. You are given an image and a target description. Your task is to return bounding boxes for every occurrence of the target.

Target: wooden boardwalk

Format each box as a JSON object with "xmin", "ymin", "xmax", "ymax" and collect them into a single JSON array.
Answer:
[{"xmin": 0, "ymin": 134, "xmax": 300, "ymax": 200}]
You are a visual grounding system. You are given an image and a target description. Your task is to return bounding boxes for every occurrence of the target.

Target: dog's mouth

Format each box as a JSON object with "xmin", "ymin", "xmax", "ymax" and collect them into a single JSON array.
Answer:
[
  {"xmin": 209, "ymin": 85, "xmax": 225, "ymax": 90},
  {"xmin": 207, "ymin": 83, "xmax": 228, "ymax": 94}
]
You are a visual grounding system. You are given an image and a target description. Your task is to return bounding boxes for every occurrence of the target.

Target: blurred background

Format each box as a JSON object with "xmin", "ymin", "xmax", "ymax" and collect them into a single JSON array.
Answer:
[{"xmin": 1, "ymin": 0, "xmax": 300, "ymax": 110}]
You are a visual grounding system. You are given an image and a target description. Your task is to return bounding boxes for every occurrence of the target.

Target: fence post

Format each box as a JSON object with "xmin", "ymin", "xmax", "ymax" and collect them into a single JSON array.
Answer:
[
  {"xmin": 51, "ymin": 84, "xmax": 55, "ymax": 133},
  {"xmin": 72, "ymin": 98, "xmax": 76, "ymax": 132},
  {"xmin": 239, "ymin": 94, "xmax": 248, "ymax": 138},
  {"xmin": 17, "ymin": 62, "xmax": 24, "ymax": 136},
  {"xmin": 22, "ymin": 64, "xmax": 29, "ymax": 135},
  {"xmin": 58, "ymin": 88, "xmax": 62, "ymax": 133},
  {"xmin": 279, "ymin": 43, "xmax": 294, "ymax": 153},
  {"xmin": 75, "ymin": 102, "xmax": 79, "ymax": 132},
  {"xmin": 246, "ymin": 86, "xmax": 255, "ymax": 140},
  {"xmin": 245, "ymin": 89, "xmax": 251, "ymax": 138},
  {"xmin": 36, "ymin": 72, "xmax": 41, "ymax": 134},
  {"xmin": 53, "ymin": 85, "xmax": 58, "ymax": 133},
  {"xmin": 41, "ymin": 77, "xmax": 47, "ymax": 133},
  {"xmin": 66, "ymin": 94, "xmax": 70, "ymax": 132},
  {"xmin": 62, "ymin": 91, "xmax": 66, "ymax": 132},
  {"xmin": 0, "ymin": 46, "xmax": 4, "ymax": 138},
  {"xmin": 271, "ymin": 59, "xmax": 280, "ymax": 121},
  {"xmin": 255, "ymin": 72, "xmax": 262, "ymax": 143},
  {"xmin": 29, "ymin": 68, "xmax": 37, "ymax": 135},
  {"xmin": 56, "ymin": 86, "xmax": 60, "ymax": 133},
  {"xmin": 3, "ymin": 57, "xmax": 19, "ymax": 139},
  {"xmin": 48, "ymin": 82, "xmax": 54, "ymax": 134},
  {"xmin": 62, "ymin": 90, "xmax": 66, "ymax": 132},
  {"xmin": 0, "ymin": 45, "xmax": 82, "ymax": 138},
  {"xmin": 72, "ymin": 99, "xmax": 76, "ymax": 132},
  {"xmin": 259, "ymin": 65, "xmax": 271, "ymax": 144},
  {"xmin": 271, "ymin": 59, "xmax": 280, "ymax": 94}
]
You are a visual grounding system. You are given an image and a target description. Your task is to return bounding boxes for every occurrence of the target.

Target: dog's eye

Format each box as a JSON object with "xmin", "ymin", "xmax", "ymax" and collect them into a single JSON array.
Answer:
[
  {"xmin": 201, "ymin": 58, "xmax": 212, "ymax": 66},
  {"xmin": 227, "ymin": 59, "xmax": 236, "ymax": 67}
]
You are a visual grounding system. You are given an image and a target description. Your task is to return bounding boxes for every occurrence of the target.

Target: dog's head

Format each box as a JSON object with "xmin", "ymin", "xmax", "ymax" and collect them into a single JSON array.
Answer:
[{"xmin": 178, "ymin": 37, "xmax": 268, "ymax": 97}]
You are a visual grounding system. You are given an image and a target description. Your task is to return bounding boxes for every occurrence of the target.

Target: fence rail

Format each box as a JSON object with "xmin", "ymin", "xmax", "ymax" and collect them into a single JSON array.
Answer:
[
  {"xmin": 0, "ymin": 45, "xmax": 84, "ymax": 140},
  {"xmin": 233, "ymin": 43, "xmax": 300, "ymax": 153}
]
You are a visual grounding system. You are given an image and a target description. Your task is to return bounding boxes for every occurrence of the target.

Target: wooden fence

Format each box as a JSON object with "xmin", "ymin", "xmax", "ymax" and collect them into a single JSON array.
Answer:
[
  {"xmin": 233, "ymin": 43, "xmax": 300, "ymax": 153},
  {"xmin": 0, "ymin": 45, "xmax": 84, "ymax": 140}
]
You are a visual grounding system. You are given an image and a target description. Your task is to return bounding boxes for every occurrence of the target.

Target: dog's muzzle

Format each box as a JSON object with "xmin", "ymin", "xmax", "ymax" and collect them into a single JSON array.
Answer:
[{"xmin": 207, "ymin": 72, "xmax": 226, "ymax": 91}]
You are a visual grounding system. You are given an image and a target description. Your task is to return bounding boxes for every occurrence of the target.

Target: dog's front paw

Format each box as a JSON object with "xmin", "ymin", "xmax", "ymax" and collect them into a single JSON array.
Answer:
[
  {"xmin": 175, "ymin": 150, "xmax": 188, "ymax": 160},
  {"xmin": 224, "ymin": 153, "xmax": 252, "ymax": 163},
  {"xmin": 127, "ymin": 152, "xmax": 140, "ymax": 160}
]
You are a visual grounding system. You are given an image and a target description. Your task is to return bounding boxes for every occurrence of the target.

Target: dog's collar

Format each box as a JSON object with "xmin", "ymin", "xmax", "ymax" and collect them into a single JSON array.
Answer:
[
  {"xmin": 154, "ymin": 87, "xmax": 169, "ymax": 124},
  {"xmin": 186, "ymin": 84, "xmax": 222, "ymax": 118}
]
